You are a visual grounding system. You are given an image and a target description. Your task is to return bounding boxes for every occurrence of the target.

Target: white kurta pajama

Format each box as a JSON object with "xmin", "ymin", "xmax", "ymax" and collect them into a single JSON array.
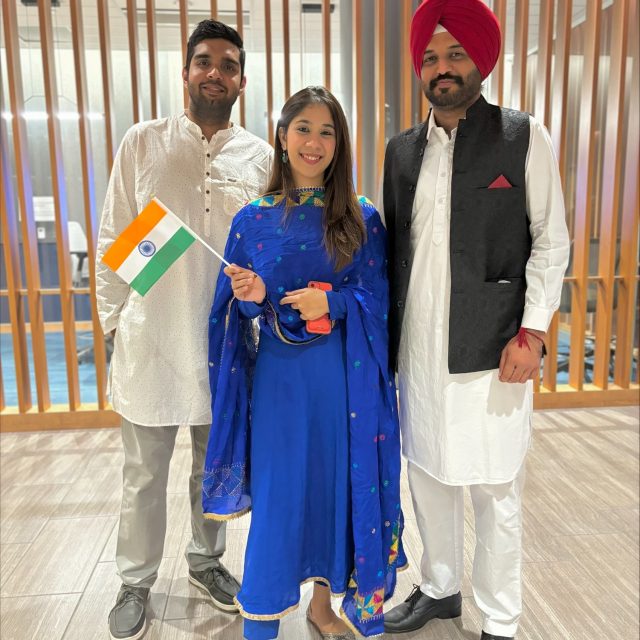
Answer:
[
  {"xmin": 97, "ymin": 113, "xmax": 273, "ymax": 427},
  {"xmin": 395, "ymin": 110, "xmax": 569, "ymax": 636},
  {"xmin": 96, "ymin": 113, "xmax": 272, "ymax": 587}
]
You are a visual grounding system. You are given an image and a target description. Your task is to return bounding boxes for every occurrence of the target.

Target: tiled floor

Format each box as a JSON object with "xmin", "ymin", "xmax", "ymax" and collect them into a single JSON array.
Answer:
[{"xmin": 0, "ymin": 406, "xmax": 638, "ymax": 640}]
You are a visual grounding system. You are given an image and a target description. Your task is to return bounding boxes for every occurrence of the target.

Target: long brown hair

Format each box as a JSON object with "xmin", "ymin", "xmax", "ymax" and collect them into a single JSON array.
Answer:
[{"xmin": 266, "ymin": 86, "xmax": 366, "ymax": 271}]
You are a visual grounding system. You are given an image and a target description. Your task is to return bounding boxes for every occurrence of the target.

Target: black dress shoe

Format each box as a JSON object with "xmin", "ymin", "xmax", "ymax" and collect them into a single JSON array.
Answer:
[
  {"xmin": 384, "ymin": 585, "xmax": 462, "ymax": 634},
  {"xmin": 481, "ymin": 632, "xmax": 513, "ymax": 639}
]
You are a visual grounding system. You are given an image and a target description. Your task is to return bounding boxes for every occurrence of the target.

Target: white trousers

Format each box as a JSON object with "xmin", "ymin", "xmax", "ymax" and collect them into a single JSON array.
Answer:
[
  {"xmin": 407, "ymin": 461, "xmax": 526, "ymax": 637},
  {"xmin": 116, "ymin": 419, "xmax": 226, "ymax": 587}
]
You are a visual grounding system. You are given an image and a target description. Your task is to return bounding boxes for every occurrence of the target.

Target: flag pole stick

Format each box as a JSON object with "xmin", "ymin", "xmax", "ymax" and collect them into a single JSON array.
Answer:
[{"xmin": 155, "ymin": 198, "xmax": 231, "ymax": 266}]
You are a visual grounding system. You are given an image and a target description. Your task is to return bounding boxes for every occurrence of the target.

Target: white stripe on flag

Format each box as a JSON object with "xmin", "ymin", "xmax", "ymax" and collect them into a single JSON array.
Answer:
[{"xmin": 116, "ymin": 212, "xmax": 184, "ymax": 283}]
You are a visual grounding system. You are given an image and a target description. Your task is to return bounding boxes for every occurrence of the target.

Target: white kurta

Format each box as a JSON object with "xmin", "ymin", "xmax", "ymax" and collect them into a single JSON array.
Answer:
[
  {"xmin": 96, "ymin": 113, "xmax": 273, "ymax": 426},
  {"xmin": 397, "ymin": 111, "xmax": 570, "ymax": 485}
]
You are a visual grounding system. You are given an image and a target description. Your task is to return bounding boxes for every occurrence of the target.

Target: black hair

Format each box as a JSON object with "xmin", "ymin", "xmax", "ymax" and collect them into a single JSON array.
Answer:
[{"xmin": 185, "ymin": 20, "xmax": 245, "ymax": 76}]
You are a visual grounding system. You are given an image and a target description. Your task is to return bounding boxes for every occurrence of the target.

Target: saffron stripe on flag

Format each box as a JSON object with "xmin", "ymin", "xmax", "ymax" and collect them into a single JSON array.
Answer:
[
  {"xmin": 102, "ymin": 200, "xmax": 166, "ymax": 271},
  {"xmin": 129, "ymin": 227, "xmax": 196, "ymax": 296}
]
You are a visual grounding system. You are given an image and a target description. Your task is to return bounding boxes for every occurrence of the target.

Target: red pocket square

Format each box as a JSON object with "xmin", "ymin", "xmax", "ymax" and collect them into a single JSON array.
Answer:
[{"xmin": 488, "ymin": 175, "xmax": 512, "ymax": 189}]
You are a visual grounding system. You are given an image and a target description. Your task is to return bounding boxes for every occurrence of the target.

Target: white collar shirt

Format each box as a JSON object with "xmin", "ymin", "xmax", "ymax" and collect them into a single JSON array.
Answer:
[{"xmin": 397, "ymin": 109, "xmax": 569, "ymax": 485}]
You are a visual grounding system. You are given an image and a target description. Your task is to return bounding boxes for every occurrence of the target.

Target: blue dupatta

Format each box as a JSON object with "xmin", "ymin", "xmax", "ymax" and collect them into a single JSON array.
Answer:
[{"xmin": 203, "ymin": 191, "xmax": 406, "ymax": 636}]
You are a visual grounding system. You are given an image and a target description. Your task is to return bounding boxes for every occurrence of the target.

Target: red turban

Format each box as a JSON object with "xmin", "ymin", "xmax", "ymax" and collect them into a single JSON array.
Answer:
[{"xmin": 410, "ymin": 0, "xmax": 501, "ymax": 80}]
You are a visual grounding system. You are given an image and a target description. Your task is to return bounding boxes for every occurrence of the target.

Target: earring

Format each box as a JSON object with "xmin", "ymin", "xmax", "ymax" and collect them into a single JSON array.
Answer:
[{"xmin": 282, "ymin": 150, "xmax": 289, "ymax": 164}]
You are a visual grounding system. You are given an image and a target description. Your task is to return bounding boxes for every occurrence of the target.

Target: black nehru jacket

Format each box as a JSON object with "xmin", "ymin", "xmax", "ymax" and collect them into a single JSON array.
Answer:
[{"xmin": 383, "ymin": 95, "xmax": 531, "ymax": 374}]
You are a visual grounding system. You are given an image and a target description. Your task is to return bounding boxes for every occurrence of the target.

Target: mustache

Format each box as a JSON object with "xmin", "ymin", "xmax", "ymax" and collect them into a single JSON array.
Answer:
[{"xmin": 430, "ymin": 74, "xmax": 464, "ymax": 89}]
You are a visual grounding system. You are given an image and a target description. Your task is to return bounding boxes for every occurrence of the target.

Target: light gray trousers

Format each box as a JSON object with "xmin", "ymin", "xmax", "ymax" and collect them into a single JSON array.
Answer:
[{"xmin": 116, "ymin": 418, "xmax": 226, "ymax": 588}]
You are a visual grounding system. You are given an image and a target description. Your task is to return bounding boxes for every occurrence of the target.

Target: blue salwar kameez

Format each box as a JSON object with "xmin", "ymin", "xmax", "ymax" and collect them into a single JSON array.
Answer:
[{"xmin": 203, "ymin": 189, "xmax": 406, "ymax": 638}]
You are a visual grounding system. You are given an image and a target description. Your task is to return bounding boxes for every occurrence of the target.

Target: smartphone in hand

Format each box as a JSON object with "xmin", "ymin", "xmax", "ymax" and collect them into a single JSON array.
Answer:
[{"xmin": 306, "ymin": 281, "xmax": 332, "ymax": 334}]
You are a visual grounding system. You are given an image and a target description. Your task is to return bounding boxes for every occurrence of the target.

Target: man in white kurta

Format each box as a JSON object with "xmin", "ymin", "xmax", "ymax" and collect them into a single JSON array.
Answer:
[
  {"xmin": 96, "ymin": 20, "xmax": 272, "ymax": 640},
  {"xmin": 383, "ymin": 2, "xmax": 570, "ymax": 639}
]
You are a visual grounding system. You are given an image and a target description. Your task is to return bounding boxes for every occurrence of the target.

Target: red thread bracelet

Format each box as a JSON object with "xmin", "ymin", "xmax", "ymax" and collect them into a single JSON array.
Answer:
[{"xmin": 517, "ymin": 327, "xmax": 547, "ymax": 356}]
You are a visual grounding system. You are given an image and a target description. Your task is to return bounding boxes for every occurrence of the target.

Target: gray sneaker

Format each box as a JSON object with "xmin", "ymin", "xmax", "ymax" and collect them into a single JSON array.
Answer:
[
  {"xmin": 188, "ymin": 564, "xmax": 240, "ymax": 613},
  {"xmin": 108, "ymin": 584, "xmax": 149, "ymax": 640}
]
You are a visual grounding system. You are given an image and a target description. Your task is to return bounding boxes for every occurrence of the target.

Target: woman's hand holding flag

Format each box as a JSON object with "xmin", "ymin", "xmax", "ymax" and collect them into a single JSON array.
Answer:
[{"xmin": 224, "ymin": 264, "xmax": 266, "ymax": 303}]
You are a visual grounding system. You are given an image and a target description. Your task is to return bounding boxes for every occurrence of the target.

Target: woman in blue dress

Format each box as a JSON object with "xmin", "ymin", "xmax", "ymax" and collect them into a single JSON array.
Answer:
[{"xmin": 202, "ymin": 86, "xmax": 405, "ymax": 639}]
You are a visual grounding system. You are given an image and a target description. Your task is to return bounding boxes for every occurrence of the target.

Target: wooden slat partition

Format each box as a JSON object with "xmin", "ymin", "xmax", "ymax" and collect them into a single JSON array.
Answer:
[
  {"xmin": 352, "ymin": 0, "xmax": 363, "ymax": 194},
  {"xmin": 568, "ymin": 0, "xmax": 602, "ymax": 390},
  {"xmin": 492, "ymin": 0, "xmax": 507, "ymax": 106},
  {"xmin": 264, "ymin": 0, "xmax": 274, "ymax": 145},
  {"xmin": 126, "ymin": 0, "xmax": 142, "ymax": 123},
  {"xmin": 97, "ymin": 0, "xmax": 116, "ymax": 167},
  {"xmin": 400, "ymin": 0, "xmax": 413, "ymax": 131},
  {"xmin": 534, "ymin": 0, "xmax": 554, "ymax": 127},
  {"xmin": 283, "ymin": 0, "xmax": 291, "ymax": 99},
  {"xmin": 1, "ymin": 0, "xmax": 638, "ymax": 430},
  {"xmin": 592, "ymin": 0, "xmax": 629, "ymax": 389},
  {"xmin": 179, "ymin": 0, "xmax": 189, "ymax": 108},
  {"xmin": 322, "ymin": 0, "xmax": 331, "ymax": 89},
  {"xmin": 374, "ymin": 0, "xmax": 385, "ymax": 188},
  {"xmin": 236, "ymin": 0, "xmax": 246, "ymax": 126},
  {"xmin": 542, "ymin": 0, "xmax": 573, "ymax": 392},
  {"xmin": 146, "ymin": 0, "xmax": 160, "ymax": 120},
  {"xmin": 38, "ymin": 0, "xmax": 80, "ymax": 409},
  {"xmin": 614, "ymin": 0, "xmax": 640, "ymax": 388},
  {"xmin": 2, "ymin": 0, "xmax": 50, "ymax": 411},
  {"xmin": 69, "ymin": 0, "xmax": 108, "ymax": 409},
  {"xmin": 0, "ymin": 117, "xmax": 31, "ymax": 412},
  {"xmin": 511, "ymin": 0, "xmax": 529, "ymax": 111}
]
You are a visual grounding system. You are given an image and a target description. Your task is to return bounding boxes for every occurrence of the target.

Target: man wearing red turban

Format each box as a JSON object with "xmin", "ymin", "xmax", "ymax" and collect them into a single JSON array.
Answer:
[{"xmin": 382, "ymin": 1, "xmax": 570, "ymax": 639}]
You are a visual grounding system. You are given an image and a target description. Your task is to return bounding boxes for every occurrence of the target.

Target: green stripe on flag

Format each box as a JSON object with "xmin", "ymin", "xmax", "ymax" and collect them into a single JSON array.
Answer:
[{"xmin": 130, "ymin": 227, "xmax": 196, "ymax": 296}]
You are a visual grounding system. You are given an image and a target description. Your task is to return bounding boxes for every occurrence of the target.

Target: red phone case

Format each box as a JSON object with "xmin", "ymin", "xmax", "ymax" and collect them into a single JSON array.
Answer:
[{"xmin": 306, "ymin": 281, "xmax": 332, "ymax": 334}]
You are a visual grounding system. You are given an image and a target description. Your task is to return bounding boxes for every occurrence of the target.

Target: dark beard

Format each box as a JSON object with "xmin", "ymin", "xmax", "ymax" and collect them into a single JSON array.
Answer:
[
  {"xmin": 188, "ymin": 83, "xmax": 239, "ymax": 125},
  {"xmin": 423, "ymin": 68, "xmax": 482, "ymax": 110}
]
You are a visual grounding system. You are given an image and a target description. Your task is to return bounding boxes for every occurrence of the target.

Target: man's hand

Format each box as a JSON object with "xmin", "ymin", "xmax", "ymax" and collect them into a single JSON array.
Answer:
[
  {"xmin": 224, "ymin": 264, "xmax": 266, "ymax": 303},
  {"xmin": 279, "ymin": 288, "xmax": 329, "ymax": 321},
  {"xmin": 498, "ymin": 329, "xmax": 546, "ymax": 383}
]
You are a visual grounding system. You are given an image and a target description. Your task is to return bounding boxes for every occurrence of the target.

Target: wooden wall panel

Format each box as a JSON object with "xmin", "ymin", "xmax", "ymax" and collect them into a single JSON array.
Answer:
[
  {"xmin": 1, "ymin": 0, "xmax": 638, "ymax": 430},
  {"xmin": 543, "ymin": 0, "xmax": 573, "ymax": 392},
  {"xmin": 236, "ymin": 0, "xmax": 246, "ymax": 126},
  {"xmin": 568, "ymin": 0, "xmax": 602, "ymax": 390},
  {"xmin": 283, "ymin": 0, "xmax": 291, "ymax": 99},
  {"xmin": 179, "ymin": 0, "xmax": 189, "ymax": 108},
  {"xmin": 534, "ymin": 0, "xmax": 554, "ymax": 127},
  {"xmin": 322, "ymin": 0, "xmax": 331, "ymax": 90},
  {"xmin": 0, "ymin": 117, "xmax": 31, "ymax": 412},
  {"xmin": 69, "ymin": 0, "xmax": 108, "ymax": 409},
  {"xmin": 614, "ymin": 0, "xmax": 640, "ymax": 388},
  {"xmin": 492, "ymin": 0, "xmax": 507, "ymax": 106},
  {"xmin": 352, "ymin": 0, "xmax": 363, "ymax": 194},
  {"xmin": 2, "ymin": 0, "xmax": 50, "ymax": 411},
  {"xmin": 38, "ymin": 0, "xmax": 80, "ymax": 409},
  {"xmin": 511, "ymin": 0, "xmax": 529, "ymax": 111},
  {"xmin": 374, "ymin": 0, "xmax": 385, "ymax": 188},
  {"xmin": 146, "ymin": 0, "xmax": 160, "ymax": 120},
  {"xmin": 592, "ymin": 0, "xmax": 629, "ymax": 389},
  {"xmin": 96, "ymin": 0, "xmax": 116, "ymax": 168},
  {"xmin": 126, "ymin": 0, "xmax": 142, "ymax": 123},
  {"xmin": 264, "ymin": 0, "xmax": 274, "ymax": 145},
  {"xmin": 400, "ymin": 0, "xmax": 413, "ymax": 131}
]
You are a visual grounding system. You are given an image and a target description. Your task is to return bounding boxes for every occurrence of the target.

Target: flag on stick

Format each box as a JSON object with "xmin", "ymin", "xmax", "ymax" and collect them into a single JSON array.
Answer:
[{"xmin": 101, "ymin": 198, "xmax": 227, "ymax": 296}]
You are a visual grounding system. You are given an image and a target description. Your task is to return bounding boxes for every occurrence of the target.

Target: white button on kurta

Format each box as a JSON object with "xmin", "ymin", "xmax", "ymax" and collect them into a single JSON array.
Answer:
[
  {"xmin": 96, "ymin": 113, "xmax": 273, "ymax": 427},
  {"xmin": 397, "ymin": 111, "xmax": 569, "ymax": 485}
]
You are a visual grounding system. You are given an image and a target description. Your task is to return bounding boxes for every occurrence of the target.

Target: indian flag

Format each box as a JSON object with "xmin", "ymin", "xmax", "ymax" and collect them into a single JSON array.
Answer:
[{"xmin": 101, "ymin": 198, "xmax": 198, "ymax": 296}]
